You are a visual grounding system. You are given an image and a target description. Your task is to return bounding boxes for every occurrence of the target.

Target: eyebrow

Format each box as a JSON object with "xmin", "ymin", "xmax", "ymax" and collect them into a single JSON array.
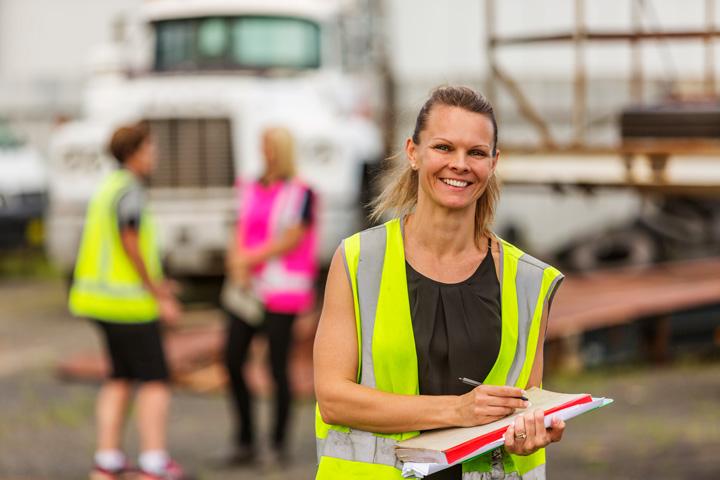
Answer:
[{"xmin": 430, "ymin": 137, "xmax": 491, "ymax": 149}]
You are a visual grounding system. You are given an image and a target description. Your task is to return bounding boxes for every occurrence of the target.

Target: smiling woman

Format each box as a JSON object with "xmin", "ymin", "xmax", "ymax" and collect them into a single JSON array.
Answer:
[{"xmin": 313, "ymin": 86, "xmax": 565, "ymax": 480}]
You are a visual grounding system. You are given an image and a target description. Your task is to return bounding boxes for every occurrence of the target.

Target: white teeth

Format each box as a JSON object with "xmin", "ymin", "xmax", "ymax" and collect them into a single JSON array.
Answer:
[{"xmin": 441, "ymin": 178, "xmax": 469, "ymax": 187}]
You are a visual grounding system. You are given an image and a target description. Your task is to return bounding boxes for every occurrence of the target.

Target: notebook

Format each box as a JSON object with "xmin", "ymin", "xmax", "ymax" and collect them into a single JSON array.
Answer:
[{"xmin": 395, "ymin": 387, "xmax": 611, "ymax": 466}]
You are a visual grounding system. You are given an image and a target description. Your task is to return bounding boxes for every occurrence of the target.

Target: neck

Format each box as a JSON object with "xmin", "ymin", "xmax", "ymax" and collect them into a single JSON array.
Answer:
[
  {"xmin": 261, "ymin": 172, "xmax": 284, "ymax": 184},
  {"xmin": 122, "ymin": 162, "xmax": 143, "ymax": 180},
  {"xmin": 406, "ymin": 196, "xmax": 480, "ymax": 259}
]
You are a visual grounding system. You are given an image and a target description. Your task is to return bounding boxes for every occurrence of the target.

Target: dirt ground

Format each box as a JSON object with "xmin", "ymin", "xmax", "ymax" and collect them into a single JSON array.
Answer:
[{"xmin": 1, "ymin": 277, "xmax": 718, "ymax": 479}]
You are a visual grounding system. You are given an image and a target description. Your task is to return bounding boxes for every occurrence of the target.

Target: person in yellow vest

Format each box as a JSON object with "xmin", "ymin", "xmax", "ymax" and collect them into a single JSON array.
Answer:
[
  {"xmin": 313, "ymin": 86, "xmax": 566, "ymax": 479},
  {"xmin": 68, "ymin": 122, "xmax": 188, "ymax": 480}
]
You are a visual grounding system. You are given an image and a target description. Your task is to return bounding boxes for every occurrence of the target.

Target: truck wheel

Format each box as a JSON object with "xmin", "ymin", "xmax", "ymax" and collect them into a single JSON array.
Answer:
[{"xmin": 562, "ymin": 228, "xmax": 659, "ymax": 272}]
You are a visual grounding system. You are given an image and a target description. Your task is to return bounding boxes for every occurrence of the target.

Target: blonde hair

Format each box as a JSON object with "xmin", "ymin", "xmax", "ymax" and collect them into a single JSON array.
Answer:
[
  {"xmin": 263, "ymin": 126, "xmax": 297, "ymax": 179},
  {"xmin": 370, "ymin": 86, "xmax": 500, "ymax": 245}
]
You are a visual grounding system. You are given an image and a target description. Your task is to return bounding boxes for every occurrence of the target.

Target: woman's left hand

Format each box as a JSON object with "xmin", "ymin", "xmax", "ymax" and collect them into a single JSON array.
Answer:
[{"xmin": 504, "ymin": 410, "xmax": 565, "ymax": 456}]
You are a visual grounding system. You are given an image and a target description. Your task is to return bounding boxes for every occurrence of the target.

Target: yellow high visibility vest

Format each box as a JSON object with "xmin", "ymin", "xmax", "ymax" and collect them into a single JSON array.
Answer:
[
  {"xmin": 68, "ymin": 169, "xmax": 163, "ymax": 323},
  {"xmin": 315, "ymin": 218, "xmax": 563, "ymax": 479}
]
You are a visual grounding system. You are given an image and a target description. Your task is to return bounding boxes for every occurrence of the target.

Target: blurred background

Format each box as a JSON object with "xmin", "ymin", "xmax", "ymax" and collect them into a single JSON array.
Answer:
[{"xmin": 1, "ymin": 0, "xmax": 719, "ymax": 478}]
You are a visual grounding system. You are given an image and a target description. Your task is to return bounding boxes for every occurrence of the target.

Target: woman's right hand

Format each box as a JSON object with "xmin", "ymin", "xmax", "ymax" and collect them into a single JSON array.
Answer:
[
  {"xmin": 454, "ymin": 385, "xmax": 530, "ymax": 427},
  {"xmin": 228, "ymin": 255, "xmax": 251, "ymax": 287}
]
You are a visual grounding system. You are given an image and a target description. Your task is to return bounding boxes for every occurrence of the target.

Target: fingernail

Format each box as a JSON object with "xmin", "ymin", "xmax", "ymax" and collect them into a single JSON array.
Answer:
[{"xmin": 523, "ymin": 401, "xmax": 530, "ymax": 407}]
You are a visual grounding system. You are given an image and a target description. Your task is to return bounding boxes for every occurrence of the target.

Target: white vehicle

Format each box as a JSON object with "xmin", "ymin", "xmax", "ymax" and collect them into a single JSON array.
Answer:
[
  {"xmin": 0, "ymin": 122, "xmax": 47, "ymax": 249},
  {"xmin": 46, "ymin": 0, "xmax": 385, "ymax": 277}
]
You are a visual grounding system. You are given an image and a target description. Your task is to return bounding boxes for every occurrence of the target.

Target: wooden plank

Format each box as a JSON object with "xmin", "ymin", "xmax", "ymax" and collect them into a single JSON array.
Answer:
[
  {"xmin": 620, "ymin": 138, "xmax": 720, "ymax": 155},
  {"xmin": 492, "ymin": 29, "xmax": 720, "ymax": 47},
  {"xmin": 548, "ymin": 258, "xmax": 720, "ymax": 338},
  {"xmin": 497, "ymin": 152, "xmax": 720, "ymax": 193},
  {"xmin": 56, "ymin": 313, "xmax": 317, "ymax": 398}
]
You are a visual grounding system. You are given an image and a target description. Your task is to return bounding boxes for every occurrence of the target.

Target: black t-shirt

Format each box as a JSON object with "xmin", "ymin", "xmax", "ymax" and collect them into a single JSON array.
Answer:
[
  {"xmin": 299, "ymin": 188, "xmax": 315, "ymax": 226},
  {"xmin": 405, "ymin": 241, "xmax": 502, "ymax": 480}
]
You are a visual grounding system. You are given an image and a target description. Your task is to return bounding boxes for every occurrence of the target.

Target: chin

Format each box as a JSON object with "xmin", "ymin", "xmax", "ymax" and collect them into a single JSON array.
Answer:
[{"xmin": 437, "ymin": 198, "xmax": 476, "ymax": 211}]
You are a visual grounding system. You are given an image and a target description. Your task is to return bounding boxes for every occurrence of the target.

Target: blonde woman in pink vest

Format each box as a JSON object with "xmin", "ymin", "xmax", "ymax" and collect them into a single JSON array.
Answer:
[{"xmin": 221, "ymin": 126, "xmax": 318, "ymax": 467}]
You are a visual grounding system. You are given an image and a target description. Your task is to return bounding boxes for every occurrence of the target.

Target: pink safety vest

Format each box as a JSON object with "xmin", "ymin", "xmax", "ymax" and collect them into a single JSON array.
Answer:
[{"xmin": 235, "ymin": 178, "xmax": 318, "ymax": 314}]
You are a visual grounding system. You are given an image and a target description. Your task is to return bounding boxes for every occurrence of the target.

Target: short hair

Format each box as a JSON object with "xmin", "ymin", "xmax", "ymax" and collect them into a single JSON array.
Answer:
[{"xmin": 109, "ymin": 122, "xmax": 150, "ymax": 165}]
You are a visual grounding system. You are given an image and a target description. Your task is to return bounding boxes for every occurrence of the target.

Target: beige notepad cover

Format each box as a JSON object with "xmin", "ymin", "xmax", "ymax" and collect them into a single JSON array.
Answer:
[{"xmin": 395, "ymin": 387, "xmax": 590, "ymax": 463}]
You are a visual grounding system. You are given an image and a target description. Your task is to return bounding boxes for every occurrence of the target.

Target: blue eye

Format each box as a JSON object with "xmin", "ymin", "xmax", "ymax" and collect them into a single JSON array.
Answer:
[
  {"xmin": 433, "ymin": 144, "xmax": 450, "ymax": 151},
  {"xmin": 470, "ymin": 150, "xmax": 487, "ymax": 157}
]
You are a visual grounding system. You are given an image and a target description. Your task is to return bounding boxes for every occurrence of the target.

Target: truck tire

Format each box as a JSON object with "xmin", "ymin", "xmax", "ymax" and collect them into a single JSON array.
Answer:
[{"xmin": 559, "ymin": 227, "xmax": 660, "ymax": 272}]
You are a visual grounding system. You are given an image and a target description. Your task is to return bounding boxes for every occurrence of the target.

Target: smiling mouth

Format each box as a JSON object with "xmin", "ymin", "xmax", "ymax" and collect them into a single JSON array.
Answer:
[{"xmin": 440, "ymin": 178, "xmax": 471, "ymax": 188}]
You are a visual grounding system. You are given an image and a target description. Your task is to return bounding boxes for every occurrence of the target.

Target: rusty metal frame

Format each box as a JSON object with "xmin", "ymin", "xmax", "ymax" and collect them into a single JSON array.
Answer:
[{"xmin": 486, "ymin": 0, "xmax": 720, "ymax": 150}]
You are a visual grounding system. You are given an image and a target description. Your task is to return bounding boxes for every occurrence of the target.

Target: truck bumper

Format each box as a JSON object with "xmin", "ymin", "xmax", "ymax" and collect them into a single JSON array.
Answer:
[{"xmin": 46, "ymin": 189, "xmax": 363, "ymax": 276}]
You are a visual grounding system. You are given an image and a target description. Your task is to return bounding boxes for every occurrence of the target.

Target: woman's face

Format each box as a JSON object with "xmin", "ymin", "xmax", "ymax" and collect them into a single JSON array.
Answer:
[
  {"xmin": 406, "ymin": 104, "xmax": 499, "ymax": 212},
  {"xmin": 131, "ymin": 138, "xmax": 157, "ymax": 178}
]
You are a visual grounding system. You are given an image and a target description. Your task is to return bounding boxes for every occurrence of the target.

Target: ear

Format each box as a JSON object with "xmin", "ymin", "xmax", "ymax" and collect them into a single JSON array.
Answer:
[
  {"xmin": 490, "ymin": 147, "xmax": 500, "ymax": 176},
  {"xmin": 405, "ymin": 137, "xmax": 417, "ymax": 169}
]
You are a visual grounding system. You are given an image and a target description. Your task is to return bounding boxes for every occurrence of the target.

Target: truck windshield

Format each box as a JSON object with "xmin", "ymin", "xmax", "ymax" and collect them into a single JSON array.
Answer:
[
  {"xmin": 154, "ymin": 16, "xmax": 321, "ymax": 72},
  {"xmin": 0, "ymin": 122, "xmax": 21, "ymax": 149}
]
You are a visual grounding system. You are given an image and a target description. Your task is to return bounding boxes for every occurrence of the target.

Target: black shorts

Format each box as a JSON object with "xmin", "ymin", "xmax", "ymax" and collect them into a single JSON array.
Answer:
[{"xmin": 94, "ymin": 320, "xmax": 170, "ymax": 382}]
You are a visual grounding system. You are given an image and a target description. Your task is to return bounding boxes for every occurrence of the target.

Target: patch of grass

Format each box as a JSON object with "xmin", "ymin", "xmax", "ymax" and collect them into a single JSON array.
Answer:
[
  {"xmin": 545, "ymin": 362, "xmax": 647, "ymax": 391},
  {"xmin": 13, "ymin": 378, "xmax": 94, "ymax": 430},
  {"xmin": 40, "ymin": 393, "xmax": 94, "ymax": 428},
  {"xmin": 0, "ymin": 249, "xmax": 61, "ymax": 280},
  {"xmin": 546, "ymin": 359, "xmax": 720, "ymax": 391}
]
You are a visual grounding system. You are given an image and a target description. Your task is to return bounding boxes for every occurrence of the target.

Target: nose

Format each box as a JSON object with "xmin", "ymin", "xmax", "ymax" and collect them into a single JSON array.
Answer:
[{"xmin": 448, "ymin": 152, "xmax": 470, "ymax": 173}]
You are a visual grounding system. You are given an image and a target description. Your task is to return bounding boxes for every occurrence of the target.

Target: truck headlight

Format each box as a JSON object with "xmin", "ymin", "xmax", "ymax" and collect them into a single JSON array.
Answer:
[{"xmin": 61, "ymin": 148, "xmax": 104, "ymax": 172}]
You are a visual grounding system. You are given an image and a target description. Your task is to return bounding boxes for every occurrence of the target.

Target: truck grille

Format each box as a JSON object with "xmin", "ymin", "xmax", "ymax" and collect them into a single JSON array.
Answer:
[{"xmin": 145, "ymin": 118, "xmax": 234, "ymax": 187}]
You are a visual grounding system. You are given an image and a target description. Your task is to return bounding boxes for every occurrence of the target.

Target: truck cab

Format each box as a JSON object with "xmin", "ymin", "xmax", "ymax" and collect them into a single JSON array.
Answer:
[{"xmin": 46, "ymin": 0, "xmax": 384, "ymax": 277}]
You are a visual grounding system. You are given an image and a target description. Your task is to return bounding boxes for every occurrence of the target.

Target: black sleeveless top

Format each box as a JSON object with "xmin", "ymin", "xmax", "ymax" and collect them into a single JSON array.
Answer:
[{"xmin": 406, "ymin": 240, "xmax": 502, "ymax": 479}]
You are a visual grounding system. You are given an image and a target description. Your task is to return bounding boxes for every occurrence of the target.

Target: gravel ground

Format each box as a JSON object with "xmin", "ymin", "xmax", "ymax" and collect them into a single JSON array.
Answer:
[{"xmin": 1, "ymin": 278, "xmax": 719, "ymax": 479}]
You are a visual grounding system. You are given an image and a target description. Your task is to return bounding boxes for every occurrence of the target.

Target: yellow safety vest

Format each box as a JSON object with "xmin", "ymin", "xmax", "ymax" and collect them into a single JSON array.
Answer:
[
  {"xmin": 315, "ymin": 218, "xmax": 564, "ymax": 479},
  {"xmin": 68, "ymin": 169, "xmax": 163, "ymax": 323}
]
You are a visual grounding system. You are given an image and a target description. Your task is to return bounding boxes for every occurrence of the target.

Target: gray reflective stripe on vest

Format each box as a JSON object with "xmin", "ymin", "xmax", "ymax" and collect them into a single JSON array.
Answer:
[
  {"xmin": 323, "ymin": 227, "xmax": 398, "ymax": 470},
  {"xmin": 72, "ymin": 280, "xmax": 151, "ymax": 297},
  {"xmin": 356, "ymin": 225, "xmax": 387, "ymax": 388},
  {"xmin": 319, "ymin": 429, "xmax": 402, "ymax": 470},
  {"xmin": 462, "ymin": 463, "xmax": 546, "ymax": 480},
  {"xmin": 504, "ymin": 254, "xmax": 547, "ymax": 386}
]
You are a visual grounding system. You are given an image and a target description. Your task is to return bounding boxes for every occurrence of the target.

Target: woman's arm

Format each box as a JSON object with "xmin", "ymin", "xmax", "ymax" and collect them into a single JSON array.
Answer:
[
  {"xmin": 227, "ymin": 214, "xmax": 306, "ymax": 271},
  {"xmin": 225, "ymin": 229, "xmax": 251, "ymax": 286},
  {"xmin": 314, "ymin": 247, "xmax": 528, "ymax": 434},
  {"xmin": 245, "ymin": 223, "xmax": 306, "ymax": 266}
]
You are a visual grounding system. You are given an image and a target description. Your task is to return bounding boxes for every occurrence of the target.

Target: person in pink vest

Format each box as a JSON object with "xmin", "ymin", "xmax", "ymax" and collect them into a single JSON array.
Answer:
[{"xmin": 221, "ymin": 126, "xmax": 317, "ymax": 467}]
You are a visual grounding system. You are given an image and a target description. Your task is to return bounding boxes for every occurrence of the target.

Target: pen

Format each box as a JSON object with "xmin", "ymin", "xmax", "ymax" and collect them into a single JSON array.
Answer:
[{"xmin": 458, "ymin": 377, "xmax": 529, "ymax": 402}]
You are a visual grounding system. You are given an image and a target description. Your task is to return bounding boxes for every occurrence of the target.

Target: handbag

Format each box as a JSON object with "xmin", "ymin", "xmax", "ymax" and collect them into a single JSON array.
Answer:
[{"xmin": 220, "ymin": 279, "xmax": 264, "ymax": 326}]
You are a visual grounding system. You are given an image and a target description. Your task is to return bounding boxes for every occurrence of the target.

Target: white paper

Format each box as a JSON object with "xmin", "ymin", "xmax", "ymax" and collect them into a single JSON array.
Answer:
[{"xmin": 402, "ymin": 397, "xmax": 613, "ymax": 478}]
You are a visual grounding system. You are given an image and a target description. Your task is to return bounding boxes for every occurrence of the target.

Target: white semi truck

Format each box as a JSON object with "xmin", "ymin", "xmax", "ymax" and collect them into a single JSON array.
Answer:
[{"xmin": 46, "ymin": 0, "xmax": 386, "ymax": 277}]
